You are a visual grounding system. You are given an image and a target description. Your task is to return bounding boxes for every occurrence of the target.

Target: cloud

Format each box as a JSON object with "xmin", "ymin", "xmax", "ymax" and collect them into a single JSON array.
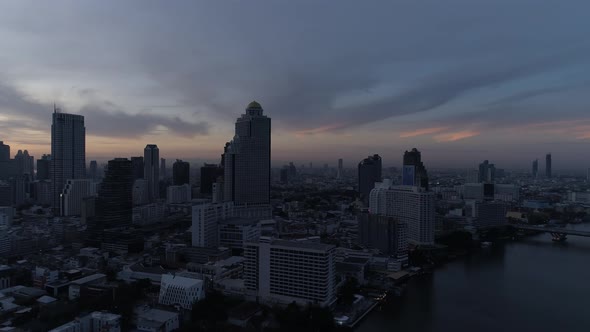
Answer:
[
  {"xmin": 400, "ymin": 127, "xmax": 448, "ymax": 138},
  {"xmin": 434, "ymin": 130, "xmax": 480, "ymax": 142}
]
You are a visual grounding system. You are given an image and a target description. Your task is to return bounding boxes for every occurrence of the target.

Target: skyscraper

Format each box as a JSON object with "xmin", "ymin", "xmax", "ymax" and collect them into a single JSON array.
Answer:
[
  {"xmin": 200, "ymin": 163, "xmax": 223, "ymax": 194},
  {"xmin": 369, "ymin": 180, "xmax": 435, "ymax": 245},
  {"xmin": 546, "ymin": 153, "xmax": 552, "ymax": 178},
  {"xmin": 130, "ymin": 157, "xmax": 144, "ymax": 180},
  {"xmin": 51, "ymin": 110, "xmax": 86, "ymax": 212},
  {"xmin": 160, "ymin": 158, "xmax": 167, "ymax": 179},
  {"xmin": 14, "ymin": 150, "xmax": 34, "ymax": 176},
  {"xmin": 144, "ymin": 145, "xmax": 159, "ymax": 202},
  {"xmin": 0, "ymin": 141, "xmax": 9, "ymax": 162},
  {"xmin": 223, "ymin": 101, "xmax": 271, "ymax": 211},
  {"xmin": 95, "ymin": 158, "xmax": 133, "ymax": 230},
  {"xmin": 358, "ymin": 154, "xmax": 382, "ymax": 203},
  {"xmin": 532, "ymin": 159, "xmax": 538, "ymax": 179},
  {"xmin": 88, "ymin": 160, "xmax": 98, "ymax": 181},
  {"xmin": 36, "ymin": 155, "xmax": 51, "ymax": 181},
  {"xmin": 478, "ymin": 160, "xmax": 496, "ymax": 183},
  {"xmin": 402, "ymin": 148, "xmax": 429, "ymax": 189},
  {"xmin": 172, "ymin": 159, "xmax": 190, "ymax": 185}
]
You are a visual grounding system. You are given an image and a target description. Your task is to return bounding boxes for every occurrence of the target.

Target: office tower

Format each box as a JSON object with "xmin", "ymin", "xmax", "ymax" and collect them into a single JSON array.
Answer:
[
  {"xmin": 130, "ymin": 156, "xmax": 144, "ymax": 180},
  {"xmin": 160, "ymin": 158, "xmax": 167, "ymax": 179},
  {"xmin": 60, "ymin": 179, "xmax": 96, "ymax": 216},
  {"xmin": 31, "ymin": 180, "xmax": 51, "ymax": 205},
  {"xmin": 288, "ymin": 162, "xmax": 297, "ymax": 179},
  {"xmin": 81, "ymin": 196, "xmax": 95, "ymax": 225},
  {"xmin": 192, "ymin": 202, "xmax": 234, "ymax": 247},
  {"xmin": 144, "ymin": 145, "xmax": 160, "ymax": 202},
  {"xmin": 166, "ymin": 184, "xmax": 191, "ymax": 204},
  {"xmin": 88, "ymin": 160, "xmax": 98, "ymax": 181},
  {"xmin": 545, "ymin": 153, "xmax": 552, "ymax": 178},
  {"xmin": 172, "ymin": 159, "xmax": 190, "ymax": 185},
  {"xmin": 244, "ymin": 238, "xmax": 337, "ymax": 306},
  {"xmin": 370, "ymin": 180, "xmax": 435, "ymax": 245},
  {"xmin": 0, "ymin": 182, "xmax": 11, "ymax": 206},
  {"xmin": 51, "ymin": 110, "xmax": 86, "ymax": 212},
  {"xmin": 402, "ymin": 148, "xmax": 429, "ymax": 189},
  {"xmin": 358, "ymin": 154, "xmax": 382, "ymax": 203},
  {"xmin": 222, "ymin": 101, "xmax": 271, "ymax": 210},
  {"xmin": 132, "ymin": 179, "xmax": 149, "ymax": 206},
  {"xmin": 95, "ymin": 158, "xmax": 133, "ymax": 230},
  {"xmin": 200, "ymin": 163, "xmax": 223, "ymax": 194},
  {"xmin": 14, "ymin": 150, "xmax": 34, "ymax": 176},
  {"xmin": 337, "ymin": 158, "xmax": 343, "ymax": 179},
  {"xmin": 0, "ymin": 142, "xmax": 9, "ymax": 162},
  {"xmin": 532, "ymin": 159, "xmax": 538, "ymax": 179},
  {"xmin": 37, "ymin": 155, "xmax": 50, "ymax": 180},
  {"xmin": 9, "ymin": 176, "xmax": 26, "ymax": 207},
  {"xmin": 478, "ymin": 160, "xmax": 496, "ymax": 183}
]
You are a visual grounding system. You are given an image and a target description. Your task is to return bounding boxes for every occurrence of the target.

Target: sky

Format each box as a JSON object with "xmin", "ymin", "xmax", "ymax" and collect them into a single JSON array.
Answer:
[{"xmin": 0, "ymin": 0, "xmax": 589, "ymax": 170}]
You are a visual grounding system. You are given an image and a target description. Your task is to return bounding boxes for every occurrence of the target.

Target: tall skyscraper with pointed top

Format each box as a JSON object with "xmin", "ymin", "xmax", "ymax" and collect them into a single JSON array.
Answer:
[
  {"xmin": 144, "ymin": 145, "xmax": 160, "ymax": 202},
  {"xmin": 51, "ymin": 109, "xmax": 86, "ymax": 212},
  {"xmin": 223, "ymin": 101, "xmax": 271, "ymax": 215}
]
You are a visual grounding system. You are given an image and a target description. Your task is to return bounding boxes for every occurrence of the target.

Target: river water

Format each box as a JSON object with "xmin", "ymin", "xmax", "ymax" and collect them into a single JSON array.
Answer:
[{"xmin": 358, "ymin": 223, "xmax": 590, "ymax": 332}]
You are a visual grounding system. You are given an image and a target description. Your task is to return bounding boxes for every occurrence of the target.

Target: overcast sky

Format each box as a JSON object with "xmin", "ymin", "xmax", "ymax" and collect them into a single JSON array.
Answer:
[{"xmin": 1, "ymin": 1, "xmax": 589, "ymax": 170}]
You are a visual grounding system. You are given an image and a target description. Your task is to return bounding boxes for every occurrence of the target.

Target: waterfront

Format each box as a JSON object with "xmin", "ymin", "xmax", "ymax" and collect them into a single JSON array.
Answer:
[{"xmin": 358, "ymin": 223, "xmax": 590, "ymax": 332}]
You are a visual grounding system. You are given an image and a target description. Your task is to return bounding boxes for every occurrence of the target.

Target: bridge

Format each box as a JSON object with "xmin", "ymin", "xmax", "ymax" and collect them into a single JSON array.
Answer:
[{"xmin": 512, "ymin": 224, "xmax": 590, "ymax": 241}]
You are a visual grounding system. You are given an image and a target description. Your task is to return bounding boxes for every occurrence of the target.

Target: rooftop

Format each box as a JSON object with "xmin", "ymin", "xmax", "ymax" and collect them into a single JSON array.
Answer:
[{"xmin": 70, "ymin": 273, "xmax": 106, "ymax": 285}]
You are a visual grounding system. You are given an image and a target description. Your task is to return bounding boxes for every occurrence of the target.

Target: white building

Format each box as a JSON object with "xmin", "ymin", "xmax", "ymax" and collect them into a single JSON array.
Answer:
[
  {"xmin": 191, "ymin": 202, "xmax": 233, "ymax": 247},
  {"xmin": 60, "ymin": 179, "xmax": 96, "ymax": 216},
  {"xmin": 166, "ymin": 184, "xmax": 191, "ymax": 204},
  {"xmin": 137, "ymin": 308, "xmax": 180, "ymax": 332},
  {"xmin": 49, "ymin": 311, "xmax": 121, "ymax": 332},
  {"xmin": 370, "ymin": 181, "xmax": 435, "ymax": 245},
  {"xmin": 219, "ymin": 218, "xmax": 261, "ymax": 250},
  {"xmin": 244, "ymin": 238, "xmax": 337, "ymax": 307},
  {"xmin": 158, "ymin": 274, "xmax": 205, "ymax": 310}
]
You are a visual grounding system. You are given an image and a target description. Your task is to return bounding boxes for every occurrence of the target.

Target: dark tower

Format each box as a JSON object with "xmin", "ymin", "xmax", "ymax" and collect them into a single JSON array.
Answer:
[
  {"xmin": 173, "ymin": 159, "xmax": 190, "ymax": 185},
  {"xmin": 358, "ymin": 154, "xmax": 382, "ymax": 203},
  {"xmin": 130, "ymin": 156, "xmax": 144, "ymax": 180},
  {"xmin": 402, "ymin": 148, "xmax": 429, "ymax": 190}
]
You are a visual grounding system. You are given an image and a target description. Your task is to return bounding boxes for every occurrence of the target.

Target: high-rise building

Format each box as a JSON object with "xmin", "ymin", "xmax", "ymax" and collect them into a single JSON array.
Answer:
[
  {"xmin": 60, "ymin": 179, "xmax": 97, "ymax": 216},
  {"xmin": 94, "ymin": 158, "xmax": 133, "ymax": 231},
  {"xmin": 337, "ymin": 158, "xmax": 343, "ymax": 179},
  {"xmin": 370, "ymin": 180, "xmax": 435, "ymax": 245},
  {"xmin": 402, "ymin": 148, "xmax": 429, "ymax": 189},
  {"xmin": 200, "ymin": 163, "xmax": 224, "ymax": 194},
  {"xmin": 0, "ymin": 141, "xmax": 9, "ymax": 162},
  {"xmin": 160, "ymin": 158, "xmax": 167, "ymax": 179},
  {"xmin": 546, "ymin": 153, "xmax": 552, "ymax": 178},
  {"xmin": 37, "ymin": 155, "xmax": 51, "ymax": 181},
  {"xmin": 88, "ymin": 160, "xmax": 98, "ymax": 181},
  {"xmin": 244, "ymin": 238, "xmax": 337, "ymax": 307},
  {"xmin": 51, "ymin": 110, "xmax": 86, "ymax": 212},
  {"xmin": 130, "ymin": 156, "xmax": 144, "ymax": 180},
  {"xmin": 358, "ymin": 154, "xmax": 382, "ymax": 203},
  {"xmin": 166, "ymin": 184, "xmax": 191, "ymax": 204},
  {"xmin": 222, "ymin": 101, "xmax": 271, "ymax": 214},
  {"xmin": 478, "ymin": 160, "xmax": 496, "ymax": 183},
  {"xmin": 358, "ymin": 212, "xmax": 408, "ymax": 263},
  {"xmin": 532, "ymin": 159, "xmax": 538, "ymax": 179},
  {"xmin": 14, "ymin": 150, "xmax": 34, "ymax": 176},
  {"xmin": 172, "ymin": 159, "xmax": 190, "ymax": 186},
  {"xmin": 144, "ymin": 145, "xmax": 160, "ymax": 202},
  {"xmin": 191, "ymin": 202, "xmax": 234, "ymax": 247},
  {"xmin": 159, "ymin": 274, "xmax": 205, "ymax": 310}
]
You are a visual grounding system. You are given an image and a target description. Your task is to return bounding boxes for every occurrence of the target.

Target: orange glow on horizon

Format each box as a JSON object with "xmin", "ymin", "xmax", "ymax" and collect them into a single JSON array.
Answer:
[
  {"xmin": 399, "ymin": 127, "xmax": 448, "ymax": 138},
  {"xmin": 434, "ymin": 130, "xmax": 480, "ymax": 142}
]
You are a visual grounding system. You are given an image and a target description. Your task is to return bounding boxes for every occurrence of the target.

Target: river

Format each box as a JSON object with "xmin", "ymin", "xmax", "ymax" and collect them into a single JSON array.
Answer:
[{"xmin": 357, "ymin": 223, "xmax": 590, "ymax": 332}]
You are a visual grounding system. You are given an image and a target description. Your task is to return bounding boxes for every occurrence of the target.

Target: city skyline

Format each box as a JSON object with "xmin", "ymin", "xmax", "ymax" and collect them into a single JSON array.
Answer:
[{"xmin": 0, "ymin": 1, "xmax": 589, "ymax": 169}]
